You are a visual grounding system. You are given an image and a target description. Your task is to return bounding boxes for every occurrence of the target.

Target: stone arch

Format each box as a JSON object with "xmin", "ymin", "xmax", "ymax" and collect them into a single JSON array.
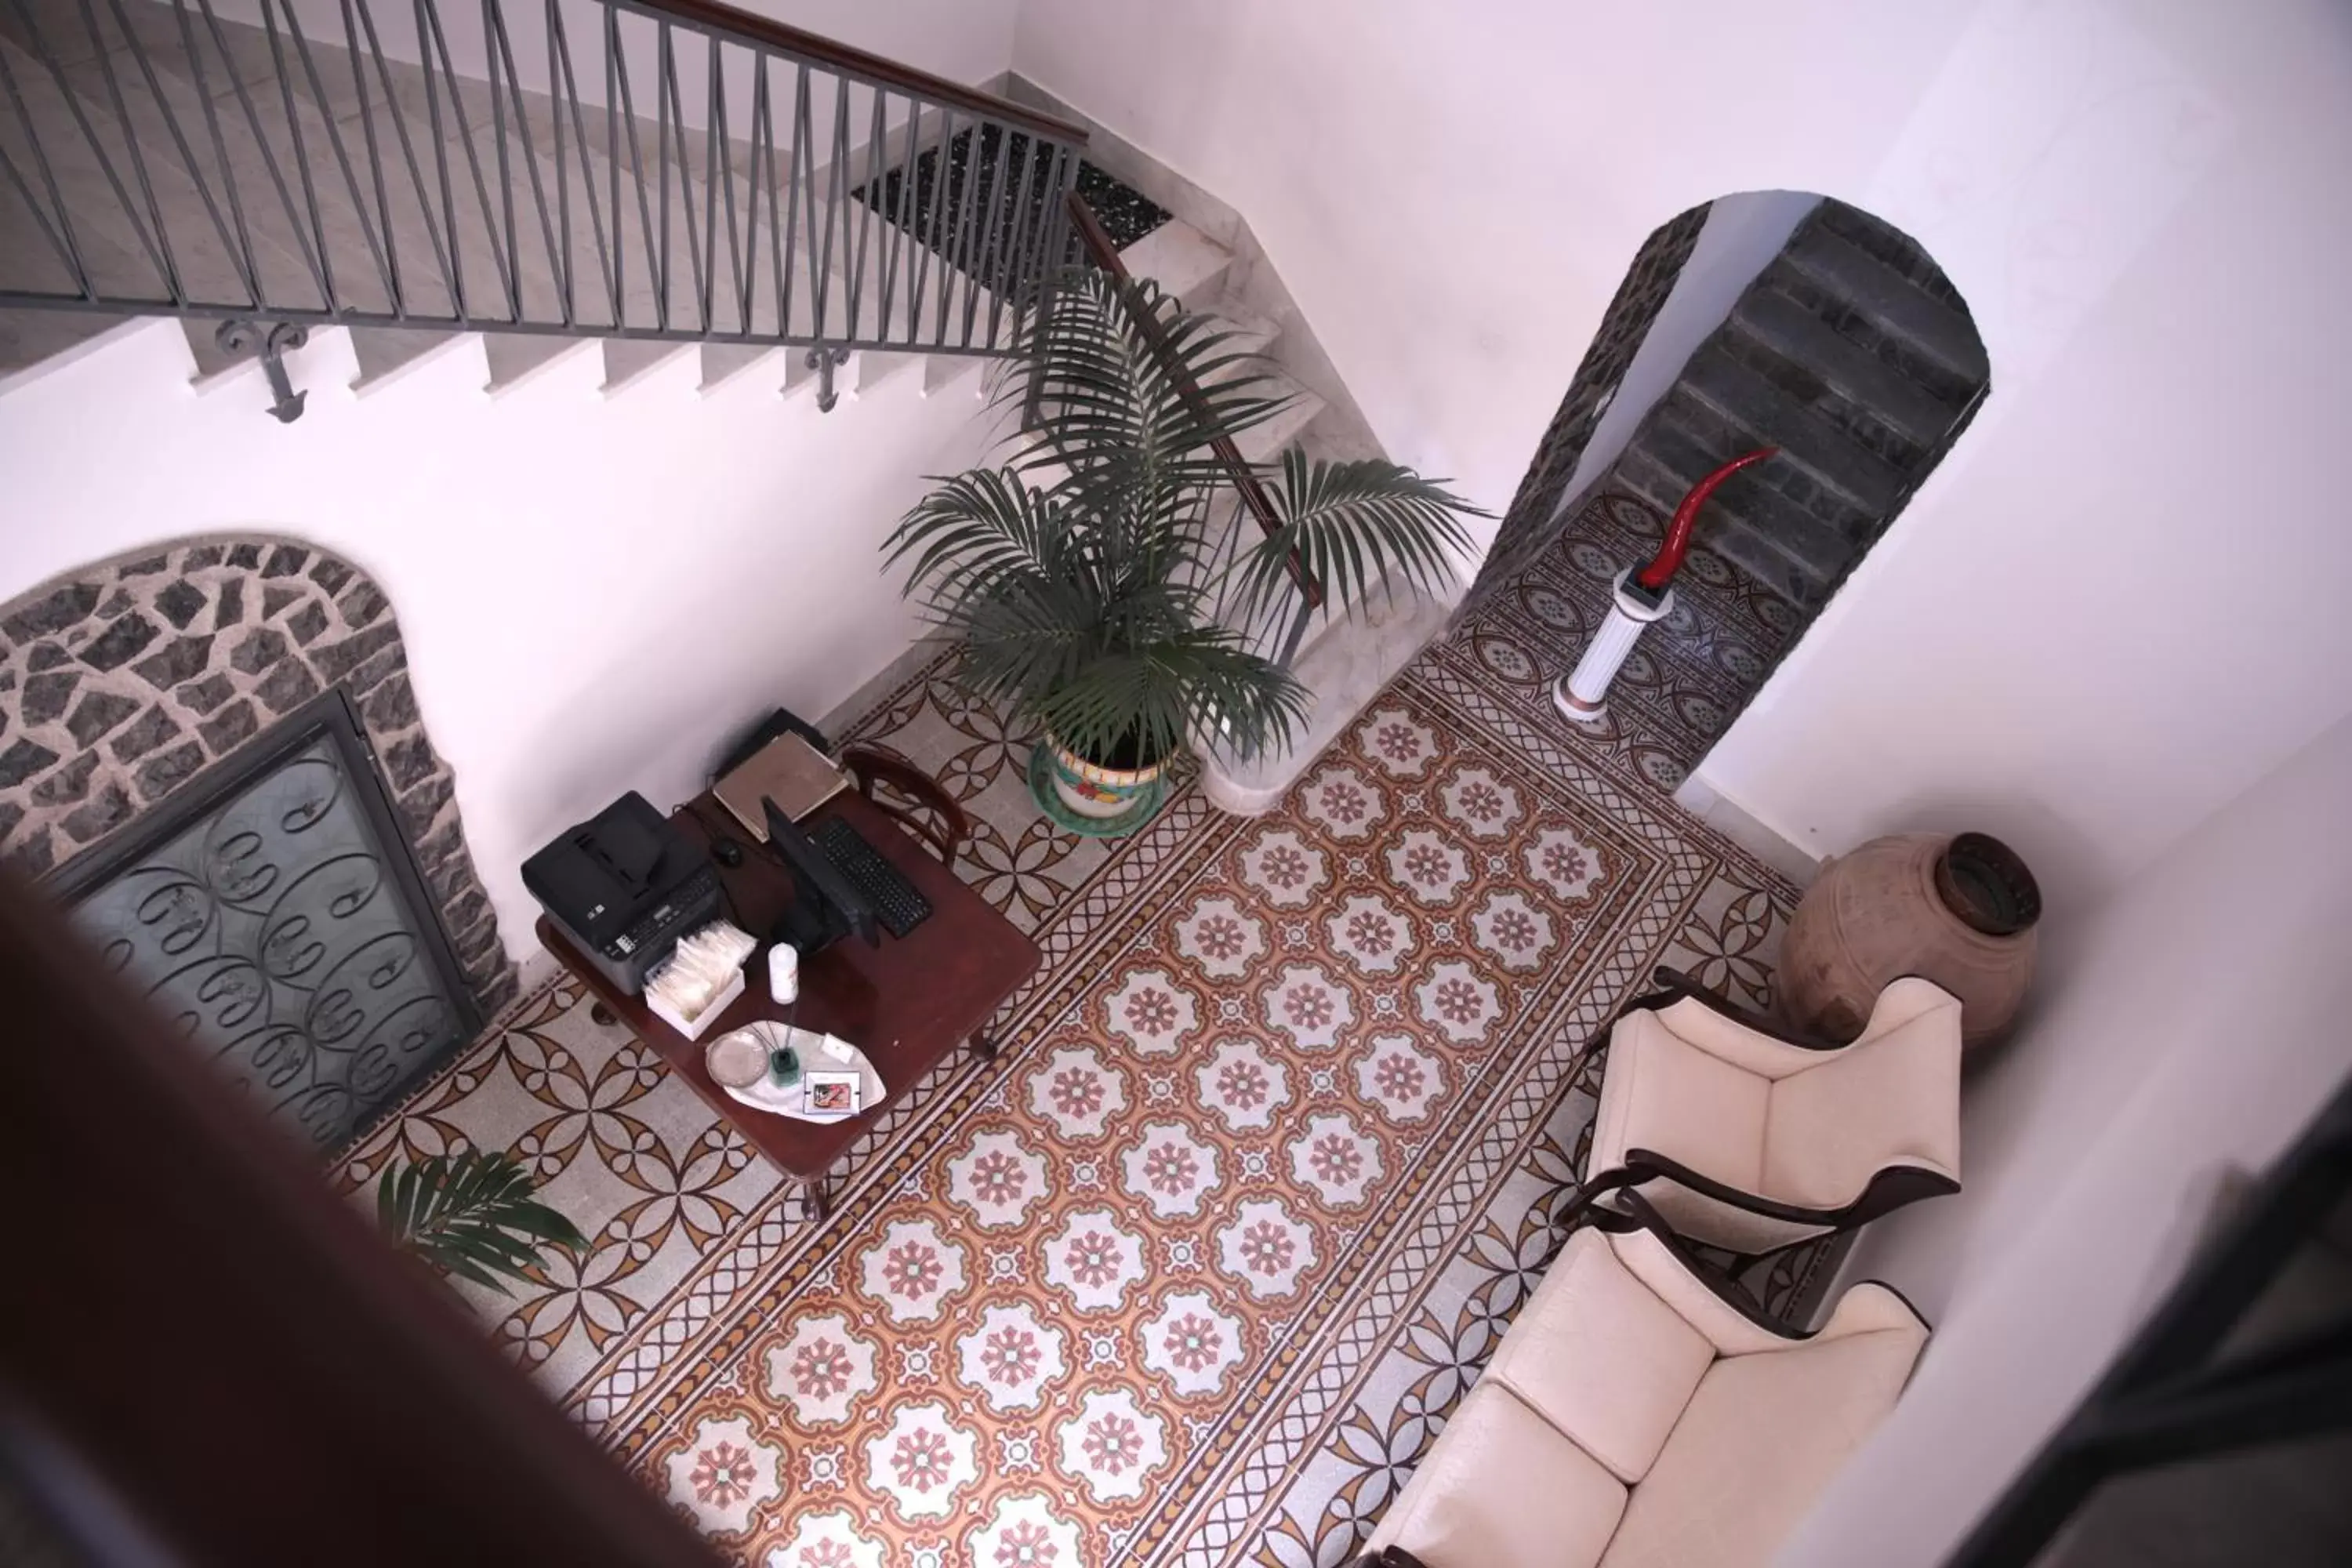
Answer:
[
  {"xmin": 1472, "ymin": 201, "xmax": 1715, "ymax": 597},
  {"xmin": 1471, "ymin": 192, "xmax": 1991, "ymax": 784},
  {"xmin": 0, "ymin": 535, "xmax": 516, "ymax": 1017}
]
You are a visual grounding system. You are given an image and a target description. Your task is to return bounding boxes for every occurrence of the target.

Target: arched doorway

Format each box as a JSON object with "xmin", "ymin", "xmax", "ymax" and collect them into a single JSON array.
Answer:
[{"xmin": 1475, "ymin": 193, "xmax": 1989, "ymax": 792}]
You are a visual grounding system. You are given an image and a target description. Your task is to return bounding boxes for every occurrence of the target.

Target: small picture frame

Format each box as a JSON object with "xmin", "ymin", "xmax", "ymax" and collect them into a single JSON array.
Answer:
[{"xmin": 804, "ymin": 1071, "xmax": 861, "ymax": 1116}]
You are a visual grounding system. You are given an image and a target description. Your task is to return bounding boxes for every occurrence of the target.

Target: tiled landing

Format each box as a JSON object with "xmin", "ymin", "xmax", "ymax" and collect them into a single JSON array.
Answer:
[
  {"xmin": 1466, "ymin": 486, "xmax": 1807, "ymax": 790},
  {"xmin": 342, "ymin": 510, "xmax": 1827, "ymax": 1567}
]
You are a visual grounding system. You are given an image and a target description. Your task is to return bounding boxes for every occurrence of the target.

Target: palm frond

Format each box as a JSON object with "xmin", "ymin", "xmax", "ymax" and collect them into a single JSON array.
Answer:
[
  {"xmin": 884, "ymin": 469, "xmax": 1065, "ymax": 605},
  {"xmin": 1229, "ymin": 451, "xmax": 1488, "ymax": 630},
  {"xmin": 1004, "ymin": 267, "xmax": 1293, "ymax": 487},
  {"xmin": 376, "ymin": 1150, "xmax": 585, "ymax": 1296},
  {"xmin": 1033, "ymin": 627, "xmax": 1310, "ymax": 764}
]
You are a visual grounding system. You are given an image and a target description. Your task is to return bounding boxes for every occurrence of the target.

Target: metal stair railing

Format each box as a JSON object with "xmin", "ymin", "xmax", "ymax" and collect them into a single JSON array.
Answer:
[
  {"xmin": 0, "ymin": 0, "xmax": 1087, "ymax": 409},
  {"xmin": 1062, "ymin": 189, "xmax": 1320, "ymax": 673}
]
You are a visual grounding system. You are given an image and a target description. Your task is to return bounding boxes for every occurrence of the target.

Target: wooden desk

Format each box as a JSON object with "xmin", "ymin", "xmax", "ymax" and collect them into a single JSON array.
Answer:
[{"xmin": 535, "ymin": 789, "xmax": 1041, "ymax": 1217}]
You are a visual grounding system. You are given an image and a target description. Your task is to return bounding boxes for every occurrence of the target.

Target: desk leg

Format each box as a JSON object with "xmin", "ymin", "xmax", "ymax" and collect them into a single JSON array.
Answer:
[
  {"xmin": 968, "ymin": 1031, "xmax": 1001, "ymax": 1067},
  {"xmin": 590, "ymin": 1002, "xmax": 617, "ymax": 1027},
  {"xmin": 801, "ymin": 1174, "xmax": 832, "ymax": 1223}
]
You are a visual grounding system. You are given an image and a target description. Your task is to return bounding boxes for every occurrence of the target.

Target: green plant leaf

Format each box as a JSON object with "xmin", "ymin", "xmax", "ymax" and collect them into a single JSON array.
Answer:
[
  {"xmin": 374, "ymin": 1151, "xmax": 579, "ymax": 1298},
  {"xmin": 889, "ymin": 257, "xmax": 1484, "ymax": 767},
  {"xmin": 501, "ymin": 1201, "xmax": 590, "ymax": 1250},
  {"xmin": 1232, "ymin": 451, "xmax": 1486, "ymax": 630}
]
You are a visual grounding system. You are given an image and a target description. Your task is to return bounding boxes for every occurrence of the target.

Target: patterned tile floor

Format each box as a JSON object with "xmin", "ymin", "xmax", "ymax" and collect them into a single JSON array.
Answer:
[
  {"xmin": 341, "ymin": 488, "xmax": 1818, "ymax": 1567},
  {"xmin": 1475, "ymin": 487, "xmax": 1805, "ymax": 790}
]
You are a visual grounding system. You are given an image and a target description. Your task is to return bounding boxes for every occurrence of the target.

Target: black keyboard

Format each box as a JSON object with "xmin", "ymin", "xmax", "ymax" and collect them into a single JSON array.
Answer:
[{"xmin": 814, "ymin": 815, "xmax": 933, "ymax": 938}]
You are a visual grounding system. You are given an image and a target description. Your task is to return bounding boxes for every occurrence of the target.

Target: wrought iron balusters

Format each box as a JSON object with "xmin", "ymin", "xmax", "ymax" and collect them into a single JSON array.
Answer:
[{"xmin": 0, "ymin": 0, "xmax": 1089, "ymax": 414}]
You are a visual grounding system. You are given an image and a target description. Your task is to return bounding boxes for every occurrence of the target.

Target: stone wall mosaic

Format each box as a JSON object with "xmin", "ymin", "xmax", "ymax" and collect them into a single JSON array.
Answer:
[
  {"xmin": 1469, "ymin": 201, "xmax": 1712, "ymax": 599},
  {"xmin": 0, "ymin": 536, "xmax": 517, "ymax": 1018}
]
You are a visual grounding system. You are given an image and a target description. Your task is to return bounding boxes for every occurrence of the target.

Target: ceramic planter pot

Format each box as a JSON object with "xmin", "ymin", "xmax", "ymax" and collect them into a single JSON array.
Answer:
[
  {"xmin": 1046, "ymin": 734, "xmax": 1168, "ymax": 825},
  {"xmin": 1779, "ymin": 831, "xmax": 2041, "ymax": 1050}
]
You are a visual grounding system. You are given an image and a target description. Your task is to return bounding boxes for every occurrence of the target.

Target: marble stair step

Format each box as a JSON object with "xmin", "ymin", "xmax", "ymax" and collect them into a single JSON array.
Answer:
[
  {"xmin": 920, "ymin": 350, "xmax": 989, "ymax": 397},
  {"xmin": 0, "ymin": 0, "xmax": 565, "ymax": 382},
  {"xmin": 2, "ymin": 0, "xmax": 908, "ymax": 385},
  {"xmin": 0, "ymin": 36, "xmax": 147, "ymax": 378},
  {"xmin": 1119, "ymin": 219, "xmax": 1231, "ymax": 304},
  {"xmin": 2, "ymin": 0, "xmax": 492, "ymax": 336},
  {"xmin": 1190, "ymin": 292, "xmax": 1282, "ymax": 391},
  {"xmin": 696, "ymin": 341, "xmax": 781, "ymax": 394},
  {"xmin": 1191, "ymin": 371, "xmax": 1330, "ymax": 644},
  {"xmin": 1231, "ymin": 376, "xmax": 1326, "ymax": 465},
  {"xmin": 350, "ymin": 323, "xmax": 463, "ymax": 390},
  {"xmin": 599, "ymin": 336, "xmax": 691, "ymax": 394},
  {"xmin": 851, "ymin": 349, "xmax": 915, "ymax": 396},
  {"xmin": 0, "ymin": 309, "xmax": 127, "ymax": 379},
  {"xmin": 484, "ymin": 331, "xmax": 588, "ymax": 393},
  {"xmin": 1199, "ymin": 296, "xmax": 1281, "ymax": 349},
  {"xmin": 0, "ymin": 33, "xmax": 267, "ymax": 324},
  {"xmin": 1199, "ymin": 586, "xmax": 1457, "ymax": 815}
]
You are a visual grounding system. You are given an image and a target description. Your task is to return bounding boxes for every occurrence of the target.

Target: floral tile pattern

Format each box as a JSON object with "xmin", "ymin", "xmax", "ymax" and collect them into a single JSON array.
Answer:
[{"xmin": 342, "ymin": 506, "xmax": 1821, "ymax": 1566}]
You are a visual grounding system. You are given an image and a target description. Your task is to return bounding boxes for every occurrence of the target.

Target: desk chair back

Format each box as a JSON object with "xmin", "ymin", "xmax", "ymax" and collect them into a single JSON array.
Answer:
[{"xmin": 840, "ymin": 746, "xmax": 973, "ymax": 867}]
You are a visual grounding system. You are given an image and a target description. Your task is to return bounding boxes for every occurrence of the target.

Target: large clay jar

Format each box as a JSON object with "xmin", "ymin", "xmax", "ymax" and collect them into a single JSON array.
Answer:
[{"xmin": 1779, "ymin": 832, "xmax": 2041, "ymax": 1049}]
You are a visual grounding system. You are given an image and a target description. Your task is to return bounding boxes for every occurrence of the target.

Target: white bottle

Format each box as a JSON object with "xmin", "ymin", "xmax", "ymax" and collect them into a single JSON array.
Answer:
[{"xmin": 768, "ymin": 942, "xmax": 800, "ymax": 1006}]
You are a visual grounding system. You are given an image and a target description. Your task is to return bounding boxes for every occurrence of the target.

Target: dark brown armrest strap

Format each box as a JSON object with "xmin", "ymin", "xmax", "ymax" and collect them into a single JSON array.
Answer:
[
  {"xmin": 1588, "ymin": 1191, "xmax": 1795, "ymax": 1336},
  {"xmin": 1627, "ymin": 964, "xmax": 1846, "ymax": 1050},
  {"xmin": 1342, "ymin": 1549, "xmax": 1435, "ymax": 1568}
]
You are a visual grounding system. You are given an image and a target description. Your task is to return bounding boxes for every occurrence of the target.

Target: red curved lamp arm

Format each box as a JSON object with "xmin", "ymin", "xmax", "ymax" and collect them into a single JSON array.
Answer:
[{"xmin": 1635, "ymin": 446, "xmax": 1777, "ymax": 592}]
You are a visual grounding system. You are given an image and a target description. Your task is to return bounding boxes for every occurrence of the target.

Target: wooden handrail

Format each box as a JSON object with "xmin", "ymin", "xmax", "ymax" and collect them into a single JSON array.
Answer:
[
  {"xmin": 1064, "ymin": 193, "xmax": 1322, "ymax": 610},
  {"xmin": 623, "ymin": 0, "xmax": 1091, "ymax": 145}
]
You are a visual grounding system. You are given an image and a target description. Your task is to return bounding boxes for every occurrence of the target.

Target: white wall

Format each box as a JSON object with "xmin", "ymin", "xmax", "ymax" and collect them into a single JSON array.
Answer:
[
  {"xmin": 1700, "ymin": 0, "xmax": 2352, "ymax": 912},
  {"xmin": 1011, "ymin": 0, "xmax": 2352, "ymax": 914},
  {"xmin": 0, "ymin": 324, "xmax": 992, "ymax": 965},
  {"xmin": 1780, "ymin": 709, "xmax": 2352, "ymax": 1565},
  {"xmin": 1548, "ymin": 189, "xmax": 1821, "ymax": 521}
]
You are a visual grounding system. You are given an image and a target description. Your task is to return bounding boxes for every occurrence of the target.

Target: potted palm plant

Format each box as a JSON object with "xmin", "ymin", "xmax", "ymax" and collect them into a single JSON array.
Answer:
[{"xmin": 886, "ymin": 263, "xmax": 1482, "ymax": 833}]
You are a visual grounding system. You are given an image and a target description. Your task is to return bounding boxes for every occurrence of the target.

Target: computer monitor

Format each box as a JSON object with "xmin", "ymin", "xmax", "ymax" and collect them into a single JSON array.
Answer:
[{"xmin": 761, "ymin": 797, "xmax": 880, "ymax": 952}]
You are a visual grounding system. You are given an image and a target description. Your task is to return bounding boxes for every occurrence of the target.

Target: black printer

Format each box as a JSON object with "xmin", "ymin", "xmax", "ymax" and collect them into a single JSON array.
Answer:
[{"xmin": 521, "ymin": 792, "xmax": 721, "ymax": 994}]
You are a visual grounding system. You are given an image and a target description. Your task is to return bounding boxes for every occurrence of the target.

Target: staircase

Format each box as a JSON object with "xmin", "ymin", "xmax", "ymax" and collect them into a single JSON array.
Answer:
[
  {"xmin": 0, "ymin": 0, "xmax": 1342, "ymax": 457},
  {"xmin": 0, "ymin": 0, "xmax": 1090, "ymax": 410},
  {"xmin": 0, "ymin": 0, "xmax": 1392, "ymax": 829},
  {"xmin": 1612, "ymin": 199, "xmax": 1991, "ymax": 608}
]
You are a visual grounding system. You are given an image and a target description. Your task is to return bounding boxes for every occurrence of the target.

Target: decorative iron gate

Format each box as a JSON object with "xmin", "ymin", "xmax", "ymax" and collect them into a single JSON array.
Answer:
[{"xmin": 48, "ymin": 688, "xmax": 481, "ymax": 1152}]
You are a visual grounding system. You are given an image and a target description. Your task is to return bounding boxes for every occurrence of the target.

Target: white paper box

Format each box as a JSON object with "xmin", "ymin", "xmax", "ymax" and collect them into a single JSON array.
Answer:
[{"xmin": 644, "ymin": 966, "xmax": 745, "ymax": 1041}]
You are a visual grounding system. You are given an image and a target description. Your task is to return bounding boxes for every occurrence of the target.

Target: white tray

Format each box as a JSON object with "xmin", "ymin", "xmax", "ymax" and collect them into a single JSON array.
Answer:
[{"xmin": 711, "ymin": 1022, "xmax": 884, "ymax": 1123}]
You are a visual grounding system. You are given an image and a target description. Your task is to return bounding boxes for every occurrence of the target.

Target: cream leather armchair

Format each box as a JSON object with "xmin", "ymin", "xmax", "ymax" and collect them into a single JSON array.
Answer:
[
  {"xmin": 1565, "ymin": 969, "xmax": 1964, "ymax": 1254},
  {"xmin": 1352, "ymin": 1196, "xmax": 1930, "ymax": 1568}
]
